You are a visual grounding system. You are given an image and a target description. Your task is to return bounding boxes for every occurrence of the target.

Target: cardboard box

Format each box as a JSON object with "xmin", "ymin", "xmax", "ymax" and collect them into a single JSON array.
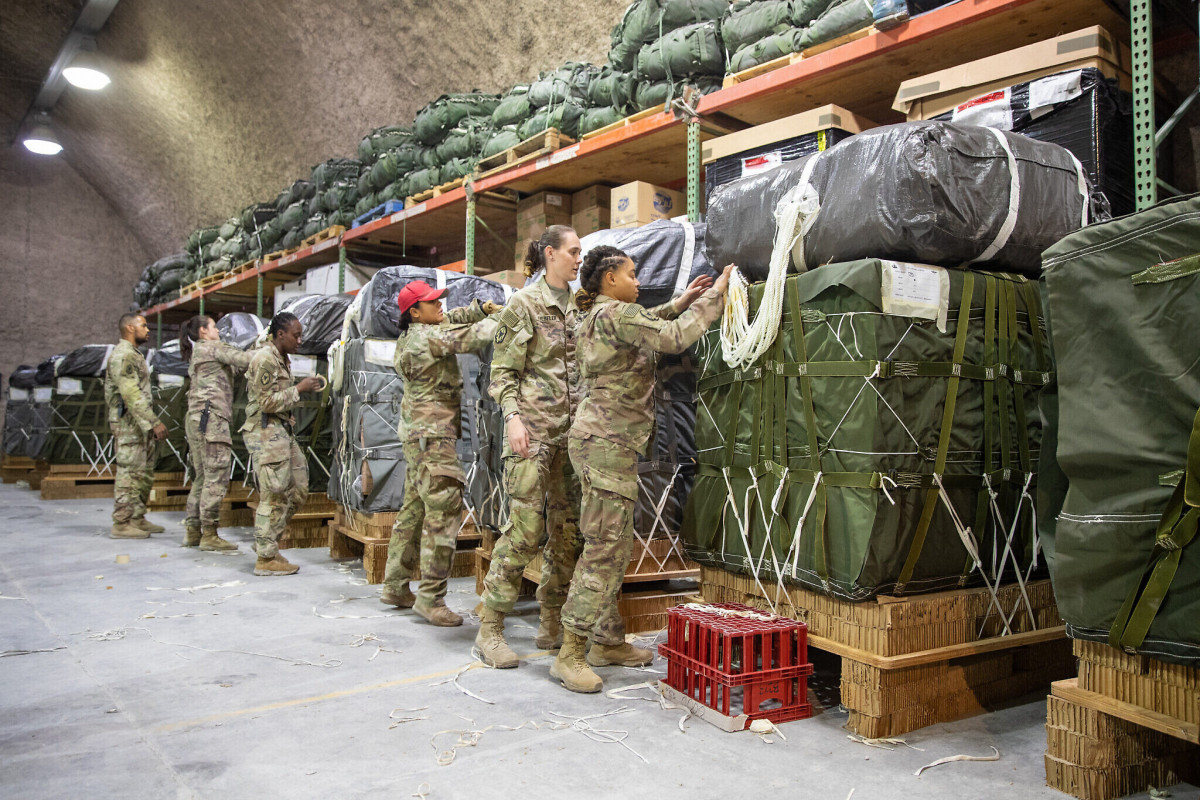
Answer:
[
  {"xmin": 701, "ymin": 104, "xmax": 877, "ymax": 165},
  {"xmin": 304, "ymin": 263, "xmax": 378, "ymax": 295},
  {"xmin": 274, "ymin": 278, "xmax": 306, "ymax": 308},
  {"xmin": 516, "ymin": 191, "xmax": 571, "ymax": 222},
  {"xmin": 893, "ymin": 26, "xmax": 1131, "ymax": 120},
  {"xmin": 571, "ymin": 185, "xmax": 612, "ymax": 211},
  {"xmin": 571, "ymin": 205, "xmax": 610, "ymax": 236},
  {"xmin": 482, "ymin": 269, "xmax": 529, "ymax": 290},
  {"xmin": 610, "ymin": 181, "xmax": 684, "ymax": 229}
]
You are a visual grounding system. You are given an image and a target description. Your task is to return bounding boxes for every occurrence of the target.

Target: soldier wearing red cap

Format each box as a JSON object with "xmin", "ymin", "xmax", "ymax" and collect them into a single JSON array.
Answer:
[{"xmin": 380, "ymin": 281, "xmax": 502, "ymax": 626}]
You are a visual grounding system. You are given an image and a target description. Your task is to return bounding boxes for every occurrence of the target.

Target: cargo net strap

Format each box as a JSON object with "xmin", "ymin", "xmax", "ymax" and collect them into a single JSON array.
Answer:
[{"xmin": 46, "ymin": 396, "xmax": 114, "ymax": 476}]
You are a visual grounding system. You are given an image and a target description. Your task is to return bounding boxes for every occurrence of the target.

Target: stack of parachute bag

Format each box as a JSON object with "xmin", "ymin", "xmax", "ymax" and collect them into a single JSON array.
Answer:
[
  {"xmin": 691, "ymin": 121, "xmax": 1094, "ymax": 602},
  {"xmin": 328, "ymin": 267, "xmax": 513, "ymax": 519},
  {"xmin": 3, "ymin": 364, "xmax": 47, "ymax": 460},
  {"xmin": 725, "ymin": 0, "xmax": 876, "ymax": 73},
  {"xmin": 411, "ymin": 93, "xmax": 500, "ymax": 196},
  {"xmin": 1039, "ymin": 193, "xmax": 1200, "ymax": 667},
  {"xmin": 305, "ymin": 158, "xmax": 363, "ymax": 239}
]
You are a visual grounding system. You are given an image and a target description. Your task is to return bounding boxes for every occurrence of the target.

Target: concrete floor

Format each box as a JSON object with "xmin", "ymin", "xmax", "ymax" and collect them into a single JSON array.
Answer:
[{"xmin": 0, "ymin": 482, "xmax": 1193, "ymax": 800}]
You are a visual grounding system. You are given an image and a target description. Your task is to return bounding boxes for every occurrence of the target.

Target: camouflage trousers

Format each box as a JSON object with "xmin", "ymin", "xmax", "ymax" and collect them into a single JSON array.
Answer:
[
  {"xmin": 111, "ymin": 419, "xmax": 156, "ymax": 524},
  {"xmin": 482, "ymin": 439, "xmax": 588, "ymax": 623},
  {"xmin": 184, "ymin": 415, "xmax": 233, "ymax": 529},
  {"xmin": 245, "ymin": 424, "xmax": 308, "ymax": 559},
  {"xmin": 562, "ymin": 434, "xmax": 639, "ymax": 646},
  {"xmin": 383, "ymin": 439, "xmax": 465, "ymax": 603}
]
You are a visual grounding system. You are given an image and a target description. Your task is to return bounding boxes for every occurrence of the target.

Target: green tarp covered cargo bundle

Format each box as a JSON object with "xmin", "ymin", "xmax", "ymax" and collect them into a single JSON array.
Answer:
[
  {"xmin": 608, "ymin": 0, "xmax": 732, "ymax": 72},
  {"xmin": 357, "ymin": 125, "xmax": 414, "ymax": 164},
  {"xmin": 1040, "ymin": 194, "xmax": 1200, "ymax": 667},
  {"xmin": 683, "ymin": 258, "xmax": 1050, "ymax": 602},
  {"xmin": 36, "ymin": 345, "xmax": 115, "ymax": 468},
  {"xmin": 4, "ymin": 366, "xmax": 42, "ymax": 458},
  {"xmin": 635, "ymin": 20, "xmax": 726, "ymax": 82},
  {"xmin": 413, "ymin": 92, "xmax": 501, "ymax": 146},
  {"xmin": 706, "ymin": 122, "xmax": 1092, "ymax": 281},
  {"xmin": 492, "ymin": 85, "xmax": 533, "ymax": 128}
]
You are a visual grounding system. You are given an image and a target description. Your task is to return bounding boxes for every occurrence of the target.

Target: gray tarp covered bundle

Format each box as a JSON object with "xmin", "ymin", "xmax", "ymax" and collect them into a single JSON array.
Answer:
[
  {"xmin": 4, "ymin": 375, "xmax": 47, "ymax": 459},
  {"xmin": 683, "ymin": 258, "xmax": 1049, "ymax": 601},
  {"xmin": 278, "ymin": 294, "xmax": 355, "ymax": 357},
  {"xmin": 348, "ymin": 266, "xmax": 514, "ymax": 340},
  {"xmin": 705, "ymin": 122, "xmax": 1091, "ymax": 280},
  {"xmin": 1040, "ymin": 194, "xmax": 1200, "ymax": 667}
]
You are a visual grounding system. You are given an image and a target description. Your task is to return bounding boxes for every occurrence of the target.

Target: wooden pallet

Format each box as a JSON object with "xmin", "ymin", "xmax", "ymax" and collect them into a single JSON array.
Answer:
[
  {"xmin": 261, "ymin": 246, "xmax": 299, "ymax": 264},
  {"xmin": 145, "ymin": 482, "xmax": 254, "ymax": 514},
  {"xmin": 405, "ymin": 177, "xmax": 467, "ymax": 208},
  {"xmin": 330, "ymin": 507, "xmax": 481, "ymax": 582},
  {"xmin": 581, "ymin": 104, "xmax": 666, "ymax": 140},
  {"xmin": 39, "ymin": 469, "xmax": 185, "ymax": 501},
  {"xmin": 700, "ymin": 566, "xmax": 1073, "ymax": 737},
  {"xmin": 475, "ymin": 128, "xmax": 577, "ymax": 178},
  {"xmin": 229, "ymin": 259, "xmax": 258, "ymax": 275},
  {"xmin": 722, "ymin": 24, "xmax": 877, "ymax": 88},
  {"xmin": 0, "ymin": 455, "xmax": 37, "ymax": 484},
  {"xmin": 179, "ymin": 272, "xmax": 227, "ymax": 298},
  {"xmin": 328, "ymin": 521, "xmax": 390, "ymax": 584},
  {"xmin": 300, "ymin": 224, "xmax": 345, "ymax": 249}
]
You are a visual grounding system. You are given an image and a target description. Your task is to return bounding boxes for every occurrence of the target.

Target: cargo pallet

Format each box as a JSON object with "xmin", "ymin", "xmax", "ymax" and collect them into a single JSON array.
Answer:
[
  {"xmin": 38, "ymin": 465, "xmax": 186, "ymax": 501},
  {"xmin": 721, "ymin": 23, "xmax": 877, "ymax": 88},
  {"xmin": 0, "ymin": 455, "xmax": 38, "ymax": 484},
  {"xmin": 178, "ymin": 272, "xmax": 227, "ymax": 298},
  {"xmin": 327, "ymin": 507, "xmax": 480, "ymax": 584},
  {"xmin": 474, "ymin": 128, "xmax": 576, "ymax": 178},
  {"xmin": 699, "ymin": 566, "xmax": 1073, "ymax": 737},
  {"xmin": 300, "ymin": 224, "xmax": 345, "ymax": 249},
  {"xmin": 351, "ymin": 199, "xmax": 405, "ymax": 229},
  {"xmin": 580, "ymin": 104, "xmax": 665, "ymax": 140},
  {"xmin": 1045, "ymin": 641, "xmax": 1200, "ymax": 800},
  {"xmin": 405, "ymin": 177, "xmax": 467, "ymax": 208},
  {"xmin": 247, "ymin": 491, "xmax": 337, "ymax": 550},
  {"xmin": 229, "ymin": 259, "xmax": 258, "ymax": 276},
  {"xmin": 146, "ymin": 481, "xmax": 255, "ymax": 527}
]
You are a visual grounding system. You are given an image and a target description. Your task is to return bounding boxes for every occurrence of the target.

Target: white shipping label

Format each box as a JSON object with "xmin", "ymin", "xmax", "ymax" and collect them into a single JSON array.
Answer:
[
  {"xmin": 364, "ymin": 338, "xmax": 398, "ymax": 367},
  {"xmin": 1028, "ymin": 70, "xmax": 1083, "ymax": 118},
  {"xmin": 9, "ymin": 388, "xmax": 29, "ymax": 401},
  {"xmin": 157, "ymin": 374, "xmax": 185, "ymax": 387},
  {"xmin": 33, "ymin": 387, "xmax": 53, "ymax": 403},
  {"xmin": 952, "ymin": 87, "xmax": 1014, "ymax": 131},
  {"xmin": 56, "ymin": 377, "xmax": 84, "ymax": 396},
  {"xmin": 740, "ymin": 150, "xmax": 783, "ymax": 178},
  {"xmin": 288, "ymin": 354, "xmax": 317, "ymax": 378},
  {"xmin": 880, "ymin": 261, "xmax": 951, "ymax": 333}
]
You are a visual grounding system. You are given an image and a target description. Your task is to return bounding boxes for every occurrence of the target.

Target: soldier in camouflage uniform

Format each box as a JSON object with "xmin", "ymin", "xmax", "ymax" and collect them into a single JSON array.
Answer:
[
  {"xmin": 552, "ymin": 254, "xmax": 731, "ymax": 693},
  {"xmin": 180, "ymin": 315, "xmax": 253, "ymax": 552},
  {"xmin": 106, "ymin": 314, "xmax": 169, "ymax": 539},
  {"xmin": 380, "ymin": 282, "xmax": 502, "ymax": 626},
  {"xmin": 241, "ymin": 312, "xmax": 323, "ymax": 576},
  {"xmin": 475, "ymin": 225, "xmax": 589, "ymax": 668}
]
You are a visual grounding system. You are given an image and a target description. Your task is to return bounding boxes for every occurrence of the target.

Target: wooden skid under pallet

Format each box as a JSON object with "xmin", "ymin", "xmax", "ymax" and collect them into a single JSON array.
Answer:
[
  {"xmin": 1073, "ymin": 640, "xmax": 1200, "ymax": 727},
  {"xmin": 229, "ymin": 259, "xmax": 257, "ymax": 275},
  {"xmin": 39, "ymin": 471, "xmax": 186, "ymax": 501},
  {"xmin": 300, "ymin": 224, "xmax": 345, "ymax": 249},
  {"xmin": 475, "ymin": 128, "xmax": 577, "ymax": 178},
  {"xmin": 261, "ymin": 246, "xmax": 299, "ymax": 264},
  {"xmin": 700, "ymin": 566, "xmax": 1072, "ymax": 737},
  {"xmin": 581, "ymin": 104, "xmax": 666, "ymax": 140},
  {"xmin": 405, "ymin": 177, "xmax": 466, "ymax": 208},
  {"xmin": 328, "ymin": 522, "xmax": 389, "ymax": 584},
  {"xmin": 1, "ymin": 455, "xmax": 38, "ymax": 484},
  {"xmin": 722, "ymin": 24, "xmax": 876, "ymax": 88},
  {"xmin": 179, "ymin": 272, "xmax": 227, "ymax": 298},
  {"xmin": 334, "ymin": 507, "xmax": 482, "ymax": 544}
]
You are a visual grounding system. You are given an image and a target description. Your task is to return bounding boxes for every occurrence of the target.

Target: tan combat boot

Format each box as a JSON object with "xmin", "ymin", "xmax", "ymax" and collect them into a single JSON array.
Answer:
[
  {"xmin": 199, "ymin": 526, "xmax": 238, "ymax": 553},
  {"xmin": 535, "ymin": 605, "xmax": 564, "ymax": 650},
  {"xmin": 414, "ymin": 597, "xmax": 463, "ymax": 627},
  {"xmin": 474, "ymin": 606, "xmax": 519, "ymax": 668},
  {"xmin": 130, "ymin": 517, "xmax": 166, "ymax": 534},
  {"xmin": 183, "ymin": 520, "xmax": 202, "ymax": 547},
  {"xmin": 587, "ymin": 640, "xmax": 655, "ymax": 668},
  {"xmin": 550, "ymin": 630, "xmax": 603, "ymax": 693},
  {"xmin": 110, "ymin": 521, "xmax": 149, "ymax": 539},
  {"xmin": 380, "ymin": 585, "xmax": 416, "ymax": 608},
  {"xmin": 254, "ymin": 554, "xmax": 299, "ymax": 576}
]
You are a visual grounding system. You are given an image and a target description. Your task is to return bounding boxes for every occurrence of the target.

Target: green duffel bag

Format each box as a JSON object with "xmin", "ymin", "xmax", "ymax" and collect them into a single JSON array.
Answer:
[
  {"xmin": 354, "ymin": 193, "xmax": 379, "ymax": 218},
  {"xmin": 636, "ymin": 20, "xmax": 726, "ymax": 82},
  {"xmin": 311, "ymin": 158, "xmax": 361, "ymax": 190},
  {"xmin": 1040, "ymin": 193, "xmax": 1200, "ymax": 667},
  {"xmin": 518, "ymin": 100, "xmax": 586, "ymax": 139},
  {"xmin": 587, "ymin": 67, "xmax": 636, "ymax": 111},
  {"xmin": 377, "ymin": 180, "xmax": 403, "ymax": 203},
  {"xmin": 280, "ymin": 228, "xmax": 303, "ymax": 250},
  {"xmin": 633, "ymin": 75, "xmax": 722, "ymax": 110},
  {"xmin": 492, "ymin": 86, "xmax": 533, "ymax": 127},
  {"xmin": 218, "ymin": 218, "xmax": 239, "ymax": 241},
  {"xmin": 307, "ymin": 193, "xmax": 324, "ymax": 217},
  {"xmin": 322, "ymin": 180, "xmax": 359, "ymax": 213},
  {"xmin": 793, "ymin": 0, "xmax": 837, "ymax": 26},
  {"xmin": 796, "ymin": 0, "xmax": 873, "ymax": 50},
  {"xmin": 273, "ymin": 186, "xmax": 292, "ymax": 212},
  {"xmin": 326, "ymin": 209, "xmax": 352, "ymax": 229},
  {"xmin": 239, "ymin": 202, "xmax": 277, "ymax": 233},
  {"xmin": 481, "ymin": 126, "xmax": 522, "ymax": 158},
  {"xmin": 258, "ymin": 217, "xmax": 284, "ymax": 251},
  {"xmin": 370, "ymin": 145, "xmax": 419, "ymax": 190},
  {"xmin": 277, "ymin": 200, "xmax": 307, "ymax": 232},
  {"xmin": 156, "ymin": 267, "xmax": 189, "ymax": 293},
  {"xmin": 728, "ymin": 28, "xmax": 801, "ymax": 72},
  {"xmin": 413, "ymin": 92, "xmax": 501, "ymax": 145},
  {"xmin": 218, "ymin": 234, "xmax": 242, "ymax": 259},
  {"xmin": 357, "ymin": 125, "xmax": 413, "ymax": 164},
  {"xmin": 303, "ymin": 215, "xmax": 325, "ymax": 239},
  {"xmin": 684, "ymin": 258, "xmax": 1048, "ymax": 601},
  {"xmin": 205, "ymin": 256, "xmax": 233, "ymax": 277},
  {"xmin": 439, "ymin": 157, "xmax": 474, "ymax": 181},
  {"xmin": 722, "ymin": 0, "xmax": 795, "ymax": 54},
  {"xmin": 614, "ymin": 0, "xmax": 732, "ymax": 71},
  {"xmin": 357, "ymin": 168, "xmax": 373, "ymax": 198},
  {"xmin": 436, "ymin": 119, "xmax": 489, "ymax": 163},
  {"xmin": 286, "ymin": 178, "xmax": 316, "ymax": 207},
  {"xmin": 407, "ymin": 166, "xmax": 442, "ymax": 196},
  {"xmin": 416, "ymin": 145, "xmax": 440, "ymax": 169},
  {"xmin": 579, "ymin": 106, "xmax": 627, "ymax": 135},
  {"xmin": 186, "ymin": 226, "xmax": 221, "ymax": 253}
]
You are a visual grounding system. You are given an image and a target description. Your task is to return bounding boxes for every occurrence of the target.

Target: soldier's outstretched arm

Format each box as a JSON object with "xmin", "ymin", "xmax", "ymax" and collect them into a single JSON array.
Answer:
[
  {"xmin": 611, "ymin": 289, "xmax": 723, "ymax": 355},
  {"xmin": 114, "ymin": 353, "xmax": 161, "ymax": 432},
  {"xmin": 647, "ymin": 300, "xmax": 682, "ymax": 321},
  {"xmin": 443, "ymin": 299, "xmax": 487, "ymax": 326},
  {"xmin": 428, "ymin": 316, "xmax": 500, "ymax": 358},
  {"xmin": 213, "ymin": 342, "xmax": 254, "ymax": 372}
]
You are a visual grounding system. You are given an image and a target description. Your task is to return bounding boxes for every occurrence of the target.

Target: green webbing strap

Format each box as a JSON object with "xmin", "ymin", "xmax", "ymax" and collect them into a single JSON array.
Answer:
[
  {"xmin": 1131, "ymin": 252, "xmax": 1200, "ymax": 284},
  {"xmin": 1018, "ymin": 281, "xmax": 1050, "ymax": 375},
  {"xmin": 1005, "ymin": 281, "xmax": 1032, "ymax": 475},
  {"xmin": 964, "ymin": 275, "xmax": 1001, "ymax": 583},
  {"xmin": 1109, "ymin": 405, "xmax": 1200, "ymax": 652},
  {"xmin": 896, "ymin": 272, "xmax": 976, "ymax": 593},
  {"xmin": 698, "ymin": 359, "xmax": 1009, "ymax": 391},
  {"xmin": 773, "ymin": 326, "xmax": 787, "ymax": 466},
  {"xmin": 722, "ymin": 367, "xmax": 745, "ymax": 467},
  {"xmin": 995, "ymin": 279, "xmax": 1014, "ymax": 475},
  {"xmin": 787, "ymin": 277, "xmax": 829, "ymax": 586}
]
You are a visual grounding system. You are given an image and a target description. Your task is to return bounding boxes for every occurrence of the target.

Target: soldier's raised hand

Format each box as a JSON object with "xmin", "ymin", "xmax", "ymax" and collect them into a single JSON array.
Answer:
[
  {"xmin": 152, "ymin": 422, "xmax": 168, "ymax": 441},
  {"xmin": 482, "ymin": 300, "xmax": 504, "ymax": 315},
  {"xmin": 673, "ymin": 274, "xmax": 716, "ymax": 312},
  {"xmin": 296, "ymin": 376, "xmax": 322, "ymax": 393},
  {"xmin": 713, "ymin": 264, "xmax": 735, "ymax": 295}
]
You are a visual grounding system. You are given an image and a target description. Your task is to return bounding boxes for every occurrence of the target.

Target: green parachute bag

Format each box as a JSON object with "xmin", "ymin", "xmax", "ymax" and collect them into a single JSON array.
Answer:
[
  {"xmin": 370, "ymin": 146, "xmax": 419, "ymax": 191},
  {"xmin": 435, "ymin": 119, "xmax": 490, "ymax": 163},
  {"xmin": 322, "ymin": 180, "xmax": 359, "ymax": 214},
  {"xmin": 357, "ymin": 168, "xmax": 373, "ymax": 198},
  {"xmin": 218, "ymin": 218, "xmax": 239, "ymax": 241},
  {"xmin": 1040, "ymin": 194, "xmax": 1200, "ymax": 666},
  {"xmin": 239, "ymin": 202, "xmax": 277, "ymax": 233},
  {"xmin": 413, "ymin": 93, "xmax": 501, "ymax": 146},
  {"xmin": 636, "ymin": 20, "xmax": 726, "ymax": 82},
  {"xmin": 481, "ymin": 127, "xmax": 522, "ymax": 158},
  {"xmin": 326, "ymin": 209, "xmax": 352, "ymax": 229},
  {"xmin": 354, "ymin": 193, "xmax": 379, "ymax": 218},
  {"xmin": 518, "ymin": 100, "xmax": 586, "ymax": 140},
  {"xmin": 357, "ymin": 125, "xmax": 413, "ymax": 164},
  {"xmin": 793, "ymin": 0, "xmax": 837, "ymax": 26},
  {"xmin": 722, "ymin": 0, "xmax": 797, "ymax": 54},
  {"xmin": 634, "ymin": 75, "xmax": 722, "ymax": 110},
  {"xmin": 729, "ymin": 29, "xmax": 802, "ymax": 71},
  {"xmin": 683, "ymin": 259, "xmax": 1049, "ymax": 601},
  {"xmin": 280, "ymin": 228, "xmax": 303, "ymax": 250},
  {"xmin": 439, "ymin": 157, "xmax": 475, "ymax": 182},
  {"xmin": 580, "ymin": 106, "xmax": 627, "ymax": 136},
  {"xmin": 528, "ymin": 63, "xmax": 596, "ymax": 108},
  {"xmin": 407, "ymin": 166, "xmax": 442, "ymax": 196},
  {"xmin": 797, "ymin": 0, "xmax": 874, "ymax": 50},
  {"xmin": 186, "ymin": 226, "xmax": 221, "ymax": 253},
  {"xmin": 492, "ymin": 86, "xmax": 533, "ymax": 127},
  {"xmin": 311, "ymin": 158, "xmax": 361, "ymax": 190},
  {"xmin": 613, "ymin": 0, "xmax": 732, "ymax": 71},
  {"xmin": 416, "ymin": 145, "xmax": 440, "ymax": 169},
  {"xmin": 587, "ymin": 67, "xmax": 636, "ymax": 112},
  {"xmin": 277, "ymin": 200, "xmax": 307, "ymax": 233}
]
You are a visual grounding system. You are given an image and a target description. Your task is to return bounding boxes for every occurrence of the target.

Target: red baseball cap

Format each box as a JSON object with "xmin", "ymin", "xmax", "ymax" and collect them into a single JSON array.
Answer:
[{"xmin": 397, "ymin": 281, "xmax": 446, "ymax": 315}]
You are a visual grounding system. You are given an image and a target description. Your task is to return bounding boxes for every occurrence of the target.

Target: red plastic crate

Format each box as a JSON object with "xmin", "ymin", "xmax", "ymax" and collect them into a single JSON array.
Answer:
[{"xmin": 659, "ymin": 602, "xmax": 814, "ymax": 728}]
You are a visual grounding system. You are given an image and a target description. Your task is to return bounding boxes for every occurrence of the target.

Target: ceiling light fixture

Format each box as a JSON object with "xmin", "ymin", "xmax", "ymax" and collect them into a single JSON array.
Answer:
[
  {"xmin": 63, "ymin": 49, "xmax": 110, "ymax": 90},
  {"xmin": 23, "ymin": 117, "xmax": 62, "ymax": 156}
]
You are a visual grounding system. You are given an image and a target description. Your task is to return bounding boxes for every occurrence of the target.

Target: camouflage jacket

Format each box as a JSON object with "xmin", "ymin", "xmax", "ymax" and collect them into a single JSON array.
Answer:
[
  {"xmin": 241, "ymin": 344, "xmax": 301, "ymax": 433},
  {"xmin": 489, "ymin": 275, "xmax": 579, "ymax": 449},
  {"xmin": 397, "ymin": 301, "xmax": 497, "ymax": 442},
  {"xmin": 187, "ymin": 340, "xmax": 253, "ymax": 421},
  {"xmin": 572, "ymin": 288, "xmax": 723, "ymax": 454},
  {"xmin": 104, "ymin": 339, "xmax": 160, "ymax": 432}
]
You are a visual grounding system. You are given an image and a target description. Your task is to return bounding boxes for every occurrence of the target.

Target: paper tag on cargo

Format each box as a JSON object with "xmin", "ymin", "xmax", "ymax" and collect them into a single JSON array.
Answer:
[
  {"xmin": 1028, "ymin": 70, "xmax": 1083, "ymax": 119},
  {"xmin": 33, "ymin": 387, "xmax": 52, "ymax": 403},
  {"xmin": 55, "ymin": 377, "xmax": 84, "ymax": 396},
  {"xmin": 363, "ymin": 338, "xmax": 397, "ymax": 367},
  {"xmin": 288, "ymin": 354, "xmax": 317, "ymax": 378},
  {"xmin": 157, "ymin": 374, "xmax": 185, "ymax": 387},
  {"xmin": 880, "ymin": 261, "xmax": 950, "ymax": 332},
  {"xmin": 740, "ymin": 150, "xmax": 783, "ymax": 178},
  {"xmin": 952, "ymin": 88, "xmax": 1014, "ymax": 131},
  {"xmin": 9, "ymin": 388, "xmax": 29, "ymax": 401}
]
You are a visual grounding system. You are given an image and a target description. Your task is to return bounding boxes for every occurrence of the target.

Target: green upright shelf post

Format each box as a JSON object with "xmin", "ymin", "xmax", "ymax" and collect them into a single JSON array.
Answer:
[
  {"xmin": 256, "ymin": 271, "xmax": 263, "ymax": 318},
  {"xmin": 198, "ymin": 292, "xmax": 205, "ymax": 316},
  {"xmin": 465, "ymin": 189, "xmax": 477, "ymax": 276},
  {"xmin": 338, "ymin": 245, "xmax": 347, "ymax": 293},
  {"xmin": 687, "ymin": 119, "xmax": 701, "ymax": 223},
  {"xmin": 1130, "ymin": 0, "xmax": 1157, "ymax": 210}
]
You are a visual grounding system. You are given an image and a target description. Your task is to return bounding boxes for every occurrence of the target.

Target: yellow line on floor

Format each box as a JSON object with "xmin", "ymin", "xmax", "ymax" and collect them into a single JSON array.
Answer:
[{"xmin": 154, "ymin": 650, "xmax": 550, "ymax": 733}]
